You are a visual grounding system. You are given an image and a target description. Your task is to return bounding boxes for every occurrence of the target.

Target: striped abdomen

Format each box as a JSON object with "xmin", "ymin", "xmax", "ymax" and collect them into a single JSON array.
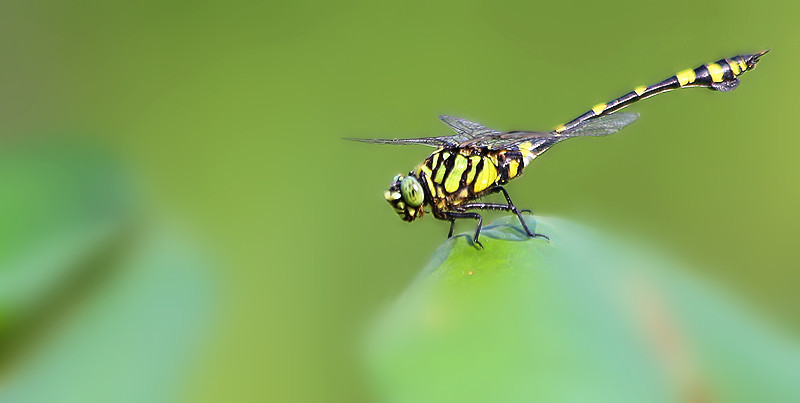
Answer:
[
  {"xmin": 555, "ymin": 50, "xmax": 769, "ymax": 134},
  {"xmin": 416, "ymin": 146, "xmax": 538, "ymax": 210}
]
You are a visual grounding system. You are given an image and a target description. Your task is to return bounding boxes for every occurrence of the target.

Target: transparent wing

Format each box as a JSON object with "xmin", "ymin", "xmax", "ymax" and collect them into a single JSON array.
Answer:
[
  {"xmin": 345, "ymin": 113, "xmax": 639, "ymax": 150},
  {"xmin": 458, "ymin": 130, "xmax": 553, "ymax": 149},
  {"xmin": 475, "ymin": 113, "xmax": 640, "ymax": 150},
  {"xmin": 438, "ymin": 115, "xmax": 503, "ymax": 138},
  {"xmin": 559, "ymin": 112, "xmax": 640, "ymax": 137},
  {"xmin": 343, "ymin": 136, "xmax": 457, "ymax": 147},
  {"xmin": 344, "ymin": 115, "xmax": 503, "ymax": 148}
]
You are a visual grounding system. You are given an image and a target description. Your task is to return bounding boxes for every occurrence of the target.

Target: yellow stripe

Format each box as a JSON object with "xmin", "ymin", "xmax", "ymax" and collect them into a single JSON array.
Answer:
[
  {"xmin": 738, "ymin": 59, "xmax": 747, "ymax": 73},
  {"xmin": 418, "ymin": 164, "xmax": 431, "ymax": 178},
  {"xmin": 433, "ymin": 162, "xmax": 446, "ymax": 183},
  {"xmin": 706, "ymin": 63, "xmax": 724, "ymax": 82},
  {"xmin": 675, "ymin": 69, "xmax": 696, "ymax": 86},
  {"xmin": 466, "ymin": 156, "xmax": 480, "ymax": 185},
  {"xmin": 473, "ymin": 158, "xmax": 497, "ymax": 193},
  {"xmin": 634, "ymin": 86, "xmax": 646, "ymax": 96},
  {"xmin": 418, "ymin": 165, "xmax": 436, "ymax": 195},
  {"xmin": 444, "ymin": 155, "xmax": 468, "ymax": 193},
  {"xmin": 431, "ymin": 153, "xmax": 439, "ymax": 169},
  {"xmin": 592, "ymin": 103, "xmax": 607, "ymax": 115},
  {"xmin": 507, "ymin": 160, "xmax": 519, "ymax": 179},
  {"xmin": 728, "ymin": 59, "xmax": 740, "ymax": 76},
  {"xmin": 555, "ymin": 124, "xmax": 566, "ymax": 133}
]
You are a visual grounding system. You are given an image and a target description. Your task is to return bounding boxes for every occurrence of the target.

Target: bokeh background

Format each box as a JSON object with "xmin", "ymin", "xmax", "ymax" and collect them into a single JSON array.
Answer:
[{"xmin": 0, "ymin": 1, "xmax": 798, "ymax": 402}]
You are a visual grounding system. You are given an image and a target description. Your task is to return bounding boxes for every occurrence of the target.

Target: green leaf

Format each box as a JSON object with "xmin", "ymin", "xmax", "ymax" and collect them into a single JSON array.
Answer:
[
  {"xmin": 0, "ymin": 141, "xmax": 136, "ymax": 330},
  {"xmin": 0, "ymin": 140, "xmax": 214, "ymax": 403},
  {"xmin": 366, "ymin": 216, "xmax": 800, "ymax": 403}
]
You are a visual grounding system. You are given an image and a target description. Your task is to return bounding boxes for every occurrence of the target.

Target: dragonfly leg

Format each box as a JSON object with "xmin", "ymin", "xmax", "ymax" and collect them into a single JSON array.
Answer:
[
  {"xmin": 462, "ymin": 197, "xmax": 549, "ymax": 242},
  {"xmin": 447, "ymin": 219, "xmax": 456, "ymax": 239},
  {"xmin": 493, "ymin": 186, "xmax": 548, "ymax": 240},
  {"xmin": 442, "ymin": 211, "xmax": 483, "ymax": 249},
  {"xmin": 492, "ymin": 186, "xmax": 531, "ymax": 214}
]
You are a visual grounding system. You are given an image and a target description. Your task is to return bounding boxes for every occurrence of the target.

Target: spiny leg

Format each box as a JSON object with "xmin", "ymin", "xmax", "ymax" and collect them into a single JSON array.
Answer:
[
  {"xmin": 493, "ymin": 186, "xmax": 533, "ymax": 215},
  {"xmin": 471, "ymin": 187, "xmax": 550, "ymax": 241},
  {"xmin": 460, "ymin": 202, "xmax": 548, "ymax": 241},
  {"xmin": 443, "ymin": 211, "xmax": 484, "ymax": 248}
]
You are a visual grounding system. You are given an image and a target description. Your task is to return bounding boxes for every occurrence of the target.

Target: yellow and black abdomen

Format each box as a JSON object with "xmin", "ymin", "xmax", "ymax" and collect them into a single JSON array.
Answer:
[
  {"xmin": 684, "ymin": 54, "xmax": 754, "ymax": 90},
  {"xmin": 415, "ymin": 147, "xmax": 528, "ymax": 210},
  {"xmin": 555, "ymin": 51, "xmax": 768, "ymax": 134}
]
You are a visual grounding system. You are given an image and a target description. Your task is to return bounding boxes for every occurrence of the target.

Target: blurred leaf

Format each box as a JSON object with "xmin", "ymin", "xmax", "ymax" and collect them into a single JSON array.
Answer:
[
  {"xmin": 366, "ymin": 216, "xmax": 800, "ymax": 403},
  {"xmin": 0, "ymin": 139, "xmax": 215, "ymax": 402},
  {"xmin": 0, "ymin": 223, "xmax": 215, "ymax": 403},
  {"xmin": 0, "ymin": 140, "xmax": 136, "ymax": 330}
]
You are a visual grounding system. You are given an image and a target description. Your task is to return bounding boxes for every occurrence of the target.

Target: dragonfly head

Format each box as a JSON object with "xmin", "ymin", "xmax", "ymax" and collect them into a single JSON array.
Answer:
[{"xmin": 384, "ymin": 173, "xmax": 425, "ymax": 222}]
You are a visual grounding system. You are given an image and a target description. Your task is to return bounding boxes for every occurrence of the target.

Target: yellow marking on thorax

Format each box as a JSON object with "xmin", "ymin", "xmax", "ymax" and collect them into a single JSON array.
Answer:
[
  {"xmin": 444, "ymin": 155, "xmax": 469, "ymax": 193},
  {"xmin": 592, "ymin": 103, "xmax": 607, "ymax": 115},
  {"xmin": 418, "ymin": 165, "xmax": 436, "ymax": 195},
  {"xmin": 555, "ymin": 124, "xmax": 566, "ymax": 133},
  {"xmin": 634, "ymin": 86, "xmax": 647, "ymax": 96},
  {"xmin": 473, "ymin": 158, "xmax": 498, "ymax": 193},
  {"xmin": 507, "ymin": 159, "xmax": 520, "ymax": 179},
  {"xmin": 675, "ymin": 69, "xmax": 696, "ymax": 86},
  {"xmin": 738, "ymin": 59, "xmax": 747, "ymax": 73},
  {"xmin": 431, "ymin": 153, "xmax": 440, "ymax": 168},
  {"xmin": 466, "ymin": 156, "xmax": 481, "ymax": 185},
  {"xmin": 728, "ymin": 59, "xmax": 741, "ymax": 75},
  {"xmin": 706, "ymin": 63, "xmax": 724, "ymax": 82},
  {"xmin": 433, "ymin": 166, "xmax": 446, "ymax": 183}
]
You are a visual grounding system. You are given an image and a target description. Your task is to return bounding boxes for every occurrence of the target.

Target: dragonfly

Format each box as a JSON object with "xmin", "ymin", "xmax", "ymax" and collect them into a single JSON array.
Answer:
[{"xmin": 347, "ymin": 50, "xmax": 768, "ymax": 248}]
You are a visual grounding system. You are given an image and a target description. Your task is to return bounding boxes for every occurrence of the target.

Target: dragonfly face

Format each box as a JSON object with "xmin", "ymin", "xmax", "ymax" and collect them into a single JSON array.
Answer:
[{"xmin": 383, "ymin": 173, "xmax": 425, "ymax": 222}]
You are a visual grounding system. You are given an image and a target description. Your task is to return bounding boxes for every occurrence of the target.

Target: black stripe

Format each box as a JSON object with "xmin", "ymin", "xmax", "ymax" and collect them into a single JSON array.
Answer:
[
  {"xmin": 604, "ymin": 91, "xmax": 636, "ymax": 113},
  {"xmin": 431, "ymin": 151, "xmax": 446, "ymax": 183},
  {"xmin": 717, "ymin": 59, "xmax": 735, "ymax": 81},
  {"xmin": 441, "ymin": 151, "xmax": 456, "ymax": 184},
  {"xmin": 417, "ymin": 173, "xmax": 435, "ymax": 202},
  {"xmin": 471, "ymin": 157, "xmax": 485, "ymax": 194},
  {"xmin": 460, "ymin": 155, "xmax": 473, "ymax": 190},
  {"xmin": 693, "ymin": 65, "xmax": 711, "ymax": 85},
  {"xmin": 643, "ymin": 76, "xmax": 680, "ymax": 97}
]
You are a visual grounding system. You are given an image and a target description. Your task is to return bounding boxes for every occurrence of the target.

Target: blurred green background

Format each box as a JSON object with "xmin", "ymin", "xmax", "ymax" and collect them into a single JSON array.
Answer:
[{"xmin": 0, "ymin": 0, "xmax": 798, "ymax": 402}]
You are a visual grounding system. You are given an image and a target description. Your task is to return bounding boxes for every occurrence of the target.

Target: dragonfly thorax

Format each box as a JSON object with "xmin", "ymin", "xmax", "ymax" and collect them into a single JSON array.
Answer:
[{"xmin": 383, "ymin": 173, "xmax": 426, "ymax": 222}]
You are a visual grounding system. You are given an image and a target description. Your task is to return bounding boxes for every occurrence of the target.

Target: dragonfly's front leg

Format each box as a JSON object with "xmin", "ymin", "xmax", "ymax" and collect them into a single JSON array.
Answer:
[
  {"xmin": 447, "ymin": 218, "xmax": 456, "ymax": 239},
  {"xmin": 460, "ymin": 199, "xmax": 549, "ymax": 242},
  {"xmin": 441, "ymin": 211, "xmax": 484, "ymax": 249}
]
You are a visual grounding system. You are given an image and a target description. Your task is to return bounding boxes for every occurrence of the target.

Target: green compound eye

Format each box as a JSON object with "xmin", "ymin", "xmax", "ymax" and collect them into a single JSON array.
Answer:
[{"xmin": 400, "ymin": 176, "xmax": 424, "ymax": 207}]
